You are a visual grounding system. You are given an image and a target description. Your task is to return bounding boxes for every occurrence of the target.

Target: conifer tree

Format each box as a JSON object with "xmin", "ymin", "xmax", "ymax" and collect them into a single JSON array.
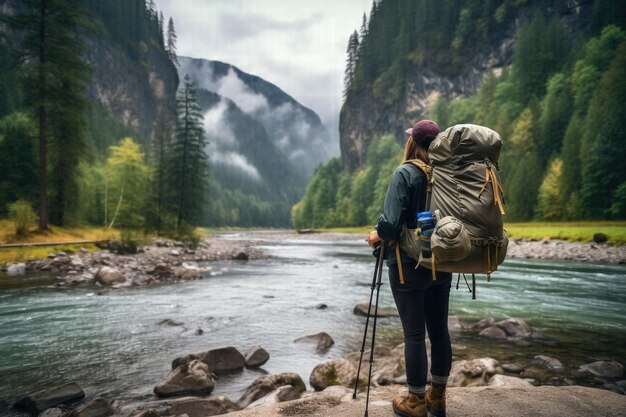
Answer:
[
  {"xmin": 5, "ymin": 0, "xmax": 90, "ymax": 228},
  {"xmin": 159, "ymin": 11, "xmax": 165, "ymax": 46},
  {"xmin": 166, "ymin": 17, "xmax": 179, "ymax": 66},
  {"xmin": 168, "ymin": 75, "xmax": 208, "ymax": 233},
  {"xmin": 344, "ymin": 31, "xmax": 359, "ymax": 98}
]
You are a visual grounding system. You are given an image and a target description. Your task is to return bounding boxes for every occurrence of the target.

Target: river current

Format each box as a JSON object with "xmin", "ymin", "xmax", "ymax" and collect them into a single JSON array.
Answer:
[{"xmin": 1, "ymin": 233, "xmax": 625, "ymax": 415}]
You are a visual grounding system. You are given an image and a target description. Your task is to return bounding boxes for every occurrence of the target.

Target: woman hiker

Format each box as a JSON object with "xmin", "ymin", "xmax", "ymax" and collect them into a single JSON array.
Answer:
[{"xmin": 367, "ymin": 119, "xmax": 451, "ymax": 417}]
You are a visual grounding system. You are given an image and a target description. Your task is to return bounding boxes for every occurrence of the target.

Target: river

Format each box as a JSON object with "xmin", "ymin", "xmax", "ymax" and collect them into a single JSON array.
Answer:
[{"xmin": 1, "ymin": 233, "xmax": 625, "ymax": 415}]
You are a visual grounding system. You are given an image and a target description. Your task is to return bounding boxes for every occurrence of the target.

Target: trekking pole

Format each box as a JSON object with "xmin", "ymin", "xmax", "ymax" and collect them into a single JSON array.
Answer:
[
  {"xmin": 353, "ymin": 242, "xmax": 383, "ymax": 400},
  {"xmin": 364, "ymin": 240, "xmax": 385, "ymax": 417}
]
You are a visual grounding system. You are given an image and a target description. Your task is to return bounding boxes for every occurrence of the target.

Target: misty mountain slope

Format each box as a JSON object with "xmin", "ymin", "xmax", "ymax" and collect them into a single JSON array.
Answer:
[
  {"xmin": 180, "ymin": 57, "xmax": 334, "ymax": 178},
  {"xmin": 179, "ymin": 57, "xmax": 334, "ymax": 226},
  {"xmin": 196, "ymin": 89, "xmax": 306, "ymax": 202}
]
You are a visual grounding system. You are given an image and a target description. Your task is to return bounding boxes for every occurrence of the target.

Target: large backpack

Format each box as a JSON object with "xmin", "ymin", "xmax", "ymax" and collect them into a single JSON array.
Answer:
[{"xmin": 397, "ymin": 124, "xmax": 508, "ymax": 295}]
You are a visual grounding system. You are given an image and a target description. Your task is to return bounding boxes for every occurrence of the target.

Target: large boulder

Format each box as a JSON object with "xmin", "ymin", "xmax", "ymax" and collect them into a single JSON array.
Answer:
[
  {"xmin": 496, "ymin": 318, "xmax": 532, "ymax": 338},
  {"xmin": 353, "ymin": 301, "xmax": 399, "ymax": 317},
  {"xmin": 244, "ymin": 346, "xmax": 270, "ymax": 368},
  {"xmin": 478, "ymin": 326, "xmax": 507, "ymax": 339},
  {"xmin": 172, "ymin": 346, "xmax": 245, "ymax": 374},
  {"xmin": 238, "ymin": 373, "xmax": 305, "ymax": 408},
  {"xmin": 579, "ymin": 360, "xmax": 624, "ymax": 378},
  {"xmin": 163, "ymin": 396, "xmax": 240, "ymax": 417},
  {"xmin": 14, "ymin": 382, "xmax": 85, "ymax": 415},
  {"xmin": 154, "ymin": 360, "xmax": 215, "ymax": 398},
  {"xmin": 309, "ymin": 358, "xmax": 366, "ymax": 391},
  {"xmin": 246, "ymin": 385, "xmax": 302, "ymax": 408},
  {"xmin": 471, "ymin": 317, "xmax": 495, "ymax": 331},
  {"xmin": 95, "ymin": 267, "xmax": 125, "ymax": 285},
  {"xmin": 66, "ymin": 397, "xmax": 114, "ymax": 417},
  {"xmin": 448, "ymin": 358, "xmax": 503, "ymax": 387},
  {"xmin": 293, "ymin": 332, "xmax": 335, "ymax": 353}
]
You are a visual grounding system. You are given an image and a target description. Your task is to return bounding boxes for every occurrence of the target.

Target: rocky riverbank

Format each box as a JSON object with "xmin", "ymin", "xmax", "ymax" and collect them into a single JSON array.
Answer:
[
  {"xmin": 14, "ymin": 315, "xmax": 624, "ymax": 417},
  {"xmin": 2, "ymin": 237, "xmax": 264, "ymax": 288},
  {"xmin": 245, "ymin": 230, "xmax": 626, "ymax": 265}
]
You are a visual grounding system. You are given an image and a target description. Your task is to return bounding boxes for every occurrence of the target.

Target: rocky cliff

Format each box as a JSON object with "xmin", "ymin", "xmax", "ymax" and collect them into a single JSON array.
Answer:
[
  {"xmin": 84, "ymin": 35, "xmax": 178, "ymax": 146},
  {"xmin": 339, "ymin": 0, "xmax": 594, "ymax": 170}
]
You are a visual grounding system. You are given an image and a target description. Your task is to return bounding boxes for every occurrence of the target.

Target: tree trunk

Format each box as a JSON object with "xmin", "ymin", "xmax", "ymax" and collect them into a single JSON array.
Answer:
[{"xmin": 38, "ymin": 0, "xmax": 48, "ymax": 231}]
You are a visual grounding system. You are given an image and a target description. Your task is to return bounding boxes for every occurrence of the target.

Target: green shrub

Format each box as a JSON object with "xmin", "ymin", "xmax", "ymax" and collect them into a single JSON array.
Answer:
[{"xmin": 7, "ymin": 199, "xmax": 38, "ymax": 236}]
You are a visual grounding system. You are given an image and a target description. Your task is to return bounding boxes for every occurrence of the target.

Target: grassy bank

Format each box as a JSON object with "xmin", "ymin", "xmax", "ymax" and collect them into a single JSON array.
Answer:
[
  {"xmin": 320, "ymin": 221, "xmax": 626, "ymax": 245},
  {"xmin": 0, "ymin": 220, "xmax": 119, "ymax": 266}
]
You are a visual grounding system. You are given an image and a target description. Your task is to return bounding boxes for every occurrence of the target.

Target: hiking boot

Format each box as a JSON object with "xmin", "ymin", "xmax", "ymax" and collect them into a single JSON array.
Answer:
[
  {"xmin": 425, "ymin": 384, "xmax": 446, "ymax": 417},
  {"xmin": 392, "ymin": 391, "xmax": 427, "ymax": 417}
]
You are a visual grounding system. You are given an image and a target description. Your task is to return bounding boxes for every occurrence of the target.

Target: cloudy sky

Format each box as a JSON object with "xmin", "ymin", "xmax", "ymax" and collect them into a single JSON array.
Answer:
[{"xmin": 155, "ymin": 0, "xmax": 372, "ymax": 144}]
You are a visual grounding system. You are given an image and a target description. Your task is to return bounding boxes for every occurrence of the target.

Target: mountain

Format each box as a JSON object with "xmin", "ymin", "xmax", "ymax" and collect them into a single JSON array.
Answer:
[
  {"xmin": 293, "ymin": 0, "xmax": 626, "ymax": 226},
  {"xmin": 339, "ymin": 0, "xmax": 596, "ymax": 170},
  {"xmin": 179, "ymin": 57, "xmax": 335, "ymax": 226}
]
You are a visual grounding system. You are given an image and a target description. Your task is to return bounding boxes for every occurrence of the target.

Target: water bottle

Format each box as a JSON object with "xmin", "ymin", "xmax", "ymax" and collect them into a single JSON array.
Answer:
[{"xmin": 417, "ymin": 211, "xmax": 436, "ymax": 258}]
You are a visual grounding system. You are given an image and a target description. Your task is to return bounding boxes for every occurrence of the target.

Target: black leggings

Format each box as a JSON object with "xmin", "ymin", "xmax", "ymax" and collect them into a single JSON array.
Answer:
[{"xmin": 389, "ymin": 261, "xmax": 452, "ymax": 391}]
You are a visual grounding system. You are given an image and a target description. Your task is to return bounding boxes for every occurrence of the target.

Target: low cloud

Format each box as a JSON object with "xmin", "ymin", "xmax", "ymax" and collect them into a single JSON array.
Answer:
[{"xmin": 213, "ymin": 151, "xmax": 261, "ymax": 181}]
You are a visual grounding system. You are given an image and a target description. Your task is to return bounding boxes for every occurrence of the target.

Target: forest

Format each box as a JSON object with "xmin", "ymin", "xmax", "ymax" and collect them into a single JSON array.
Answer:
[
  {"xmin": 0, "ymin": 0, "xmax": 215, "ymax": 240},
  {"xmin": 293, "ymin": 0, "xmax": 626, "ymax": 228}
]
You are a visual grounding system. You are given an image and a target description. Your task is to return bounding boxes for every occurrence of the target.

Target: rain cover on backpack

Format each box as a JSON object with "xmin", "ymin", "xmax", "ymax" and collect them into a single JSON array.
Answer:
[{"xmin": 422, "ymin": 124, "xmax": 508, "ymax": 274}]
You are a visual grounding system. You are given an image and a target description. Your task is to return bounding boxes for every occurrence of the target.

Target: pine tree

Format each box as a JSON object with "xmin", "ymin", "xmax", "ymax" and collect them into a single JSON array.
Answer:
[
  {"xmin": 5, "ymin": 0, "xmax": 91, "ymax": 229},
  {"xmin": 166, "ymin": 17, "xmax": 179, "ymax": 66},
  {"xmin": 343, "ymin": 31, "xmax": 359, "ymax": 98},
  {"xmin": 159, "ymin": 11, "xmax": 165, "ymax": 46},
  {"xmin": 168, "ymin": 74, "xmax": 208, "ymax": 233}
]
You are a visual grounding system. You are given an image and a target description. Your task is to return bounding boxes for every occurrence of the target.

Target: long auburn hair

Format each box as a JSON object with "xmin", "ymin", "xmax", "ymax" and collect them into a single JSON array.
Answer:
[{"xmin": 403, "ymin": 134, "xmax": 435, "ymax": 164}]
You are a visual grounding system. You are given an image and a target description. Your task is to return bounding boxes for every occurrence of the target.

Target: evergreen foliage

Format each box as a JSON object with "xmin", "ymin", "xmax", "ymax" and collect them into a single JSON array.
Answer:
[
  {"xmin": 300, "ymin": 6, "xmax": 626, "ymax": 227},
  {"xmin": 168, "ymin": 75, "xmax": 208, "ymax": 232},
  {"xmin": 5, "ymin": 0, "xmax": 91, "ymax": 228},
  {"xmin": 292, "ymin": 136, "xmax": 401, "ymax": 228},
  {"xmin": 166, "ymin": 17, "xmax": 179, "ymax": 66}
]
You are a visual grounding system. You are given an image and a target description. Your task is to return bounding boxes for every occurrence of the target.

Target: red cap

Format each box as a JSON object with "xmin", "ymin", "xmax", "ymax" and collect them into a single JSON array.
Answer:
[{"xmin": 405, "ymin": 120, "xmax": 440, "ymax": 139}]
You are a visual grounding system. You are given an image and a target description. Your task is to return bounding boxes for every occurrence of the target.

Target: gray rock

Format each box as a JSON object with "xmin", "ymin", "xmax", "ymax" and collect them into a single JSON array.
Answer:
[
  {"xmin": 309, "ymin": 358, "xmax": 364, "ymax": 391},
  {"xmin": 172, "ymin": 346, "xmax": 245, "ymax": 374},
  {"xmin": 471, "ymin": 317, "xmax": 495, "ymax": 331},
  {"xmin": 448, "ymin": 358, "xmax": 503, "ymax": 387},
  {"xmin": 38, "ymin": 408, "xmax": 64, "ymax": 417},
  {"xmin": 173, "ymin": 267, "xmax": 200, "ymax": 280},
  {"xmin": 158, "ymin": 319, "xmax": 184, "ymax": 326},
  {"xmin": 130, "ymin": 410, "xmax": 160, "ymax": 417},
  {"xmin": 478, "ymin": 325, "xmax": 507, "ymax": 339},
  {"xmin": 95, "ymin": 267, "xmax": 125, "ymax": 285},
  {"xmin": 293, "ymin": 332, "xmax": 335, "ymax": 353},
  {"xmin": 14, "ymin": 382, "xmax": 85, "ymax": 415},
  {"xmin": 66, "ymin": 397, "xmax": 113, "ymax": 417},
  {"xmin": 579, "ymin": 360, "xmax": 624, "ymax": 378},
  {"xmin": 154, "ymin": 360, "xmax": 215, "ymax": 398},
  {"xmin": 496, "ymin": 318, "xmax": 532, "ymax": 338},
  {"xmin": 7, "ymin": 263, "xmax": 26, "ymax": 275},
  {"xmin": 353, "ymin": 301, "xmax": 399, "ymax": 317},
  {"xmin": 247, "ymin": 385, "xmax": 301, "ymax": 408},
  {"xmin": 164, "ymin": 396, "xmax": 240, "ymax": 417},
  {"xmin": 532, "ymin": 355, "xmax": 564, "ymax": 373},
  {"xmin": 502, "ymin": 363, "xmax": 525, "ymax": 374},
  {"xmin": 244, "ymin": 346, "xmax": 270, "ymax": 368},
  {"xmin": 238, "ymin": 373, "xmax": 305, "ymax": 408},
  {"xmin": 315, "ymin": 303, "xmax": 328, "ymax": 309},
  {"xmin": 233, "ymin": 252, "xmax": 249, "ymax": 261},
  {"xmin": 488, "ymin": 374, "xmax": 533, "ymax": 387}
]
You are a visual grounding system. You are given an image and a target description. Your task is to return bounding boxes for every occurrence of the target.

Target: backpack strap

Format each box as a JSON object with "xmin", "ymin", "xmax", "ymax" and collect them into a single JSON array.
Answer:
[{"xmin": 394, "ymin": 160, "xmax": 433, "ymax": 284}]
